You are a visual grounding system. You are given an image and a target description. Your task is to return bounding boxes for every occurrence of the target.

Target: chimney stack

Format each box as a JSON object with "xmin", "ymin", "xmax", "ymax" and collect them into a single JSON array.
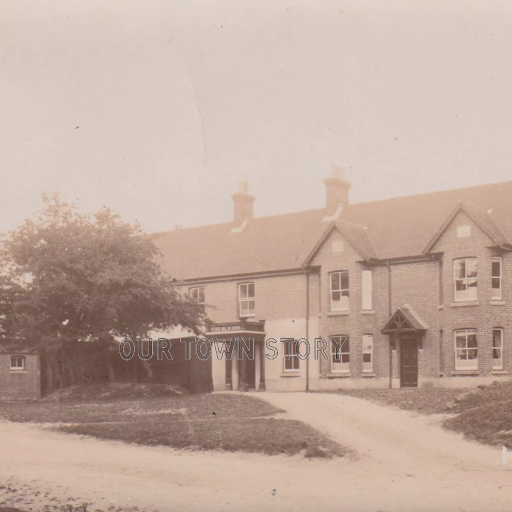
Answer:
[
  {"xmin": 231, "ymin": 181, "xmax": 255, "ymax": 228},
  {"xmin": 324, "ymin": 166, "xmax": 351, "ymax": 216}
]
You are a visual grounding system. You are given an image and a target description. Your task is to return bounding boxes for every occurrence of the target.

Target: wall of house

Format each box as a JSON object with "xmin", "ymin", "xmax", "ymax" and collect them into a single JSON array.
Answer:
[
  {"xmin": 310, "ymin": 229, "xmax": 392, "ymax": 389},
  {"xmin": 430, "ymin": 211, "xmax": 512, "ymax": 387},
  {"xmin": 185, "ymin": 272, "xmax": 317, "ymax": 391},
  {"xmin": 0, "ymin": 354, "xmax": 41, "ymax": 400}
]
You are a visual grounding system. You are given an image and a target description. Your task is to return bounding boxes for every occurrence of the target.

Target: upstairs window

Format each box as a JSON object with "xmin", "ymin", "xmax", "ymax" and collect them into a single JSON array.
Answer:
[
  {"xmin": 362, "ymin": 270, "xmax": 373, "ymax": 310},
  {"xmin": 493, "ymin": 328, "xmax": 503, "ymax": 370},
  {"xmin": 330, "ymin": 335, "xmax": 350, "ymax": 372},
  {"xmin": 454, "ymin": 329, "xmax": 478, "ymax": 370},
  {"xmin": 454, "ymin": 258, "xmax": 477, "ymax": 301},
  {"xmin": 492, "ymin": 257, "xmax": 502, "ymax": 300},
  {"xmin": 238, "ymin": 283, "xmax": 255, "ymax": 317},
  {"xmin": 330, "ymin": 271, "xmax": 349, "ymax": 311},
  {"xmin": 283, "ymin": 339, "xmax": 299, "ymax": 372},
  {"xmin": 189, "ymin": 286, "xmax": 205, "ymax": 305},
  {"xmin": 362, "ymin": 334, "xmax": 373, "ymax": 372},
  {"xmin": 10, "ymin": 356, "xmax": 25, "ymax": 371}
]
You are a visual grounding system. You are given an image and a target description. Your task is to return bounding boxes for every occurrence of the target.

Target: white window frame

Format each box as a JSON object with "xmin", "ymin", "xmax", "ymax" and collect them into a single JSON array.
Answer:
[
  {"xmin": 454, "ymin": 258, "xmax": 478, "ymax": 302},
  {"xmin": 189, "ymin": 286, "xmax": 205, "ymax": 305},
  {"xmin": 362, "ymin": 270, "xmax": 373, "ymax": 311},
  {"xmin": 238, "ymin": 282, "xmax": 255, "ymax": 318},
  {"xmin": 493, "ymin": 328, "xmax": 503, "ymax": 370},
  {"xmin": 454, "ymin": 329, "xmax": 478, "ymax": 370},
  {"xmin": 10, "ymin": 356, "xmax": 25, "ymax": 371},
  {"xmin": 492, "ymin": 257, "xmax": 502, "ymax": 300},
  {"xmin": 330, "ymin": 335, "xmax": 350, "ymax": 373},
  {"xmin": 283, "ymin": 339, "xmax": 300, "ymax": 372},
  {"xmin": 330, "ymin": 271, "xmax": 349, "ymax": 311},
  {"xmin": 362, "ymin": 334, "xmax": 373, "ymax": 373}
]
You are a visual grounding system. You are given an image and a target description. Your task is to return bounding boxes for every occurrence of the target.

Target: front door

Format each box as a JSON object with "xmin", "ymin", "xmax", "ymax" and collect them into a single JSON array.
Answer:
[{"xmin": 400, "ymin": 337, "xmax": 418, "ymax": 387}]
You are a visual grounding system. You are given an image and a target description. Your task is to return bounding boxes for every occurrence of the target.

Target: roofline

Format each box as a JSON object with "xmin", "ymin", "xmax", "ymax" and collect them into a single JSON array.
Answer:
[{"xmin": 173, "ymin": 267, "xmax": 318, "ymax": 285}]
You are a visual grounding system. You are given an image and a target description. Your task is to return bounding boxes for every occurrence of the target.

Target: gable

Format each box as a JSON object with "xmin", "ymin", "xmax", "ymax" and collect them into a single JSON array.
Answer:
[
  {"xmin": 309, "ymin": 227, "xmax": 364, "ymax": 267},
  {"xmin": 425, "ymin": 208, "xmax": 499, "ymax": 255}
]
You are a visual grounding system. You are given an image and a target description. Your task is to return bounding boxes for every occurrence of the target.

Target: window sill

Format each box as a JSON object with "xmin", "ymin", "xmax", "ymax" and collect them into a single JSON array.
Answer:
[
  {"xmin": 450, "ymin": 301, "xmax": 479, "ymax": 308},
  {"xmin": 492, "ymin": 370, "xmax": 508, "ymax": 375},
  {"xmin": 361, "ymin": 310, "xmax": 375, "ymax": 315},
  {"xmin": 491, "ymin": 300, "xmax": 506, "ymax": 306},
  {"xmin": 280, "ymin": 372, "xmax": 300, "ymax": 378},
  {"xmin": 9, "ymin": 370, "xmax": 27, "ymax": 373},
  {"xmin": 326, "ymin": 310, "xmax": 350, "ymax": 317},
  {"xmin": 327, "ymin": 372, "xmax": 351, "ymax": 379},
  {"xmin": 362, "ymin": 372, "xmax": 376, "ymax": 378},
  {"xmin": 451, "ymin": 370, "xmax": 479, "ymax": 376}
]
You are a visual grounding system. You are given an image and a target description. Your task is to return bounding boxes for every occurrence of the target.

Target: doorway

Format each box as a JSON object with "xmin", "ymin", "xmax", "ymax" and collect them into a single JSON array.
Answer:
[{"xmin": 400, "ymin": 337, "xmax": 418, "ymax": 387}]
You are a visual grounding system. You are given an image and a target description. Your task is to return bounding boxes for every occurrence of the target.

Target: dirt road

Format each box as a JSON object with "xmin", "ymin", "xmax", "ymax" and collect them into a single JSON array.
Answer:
[{"xmin": 1, "ymin": 392, "xmax": 512, "ymax": 511}]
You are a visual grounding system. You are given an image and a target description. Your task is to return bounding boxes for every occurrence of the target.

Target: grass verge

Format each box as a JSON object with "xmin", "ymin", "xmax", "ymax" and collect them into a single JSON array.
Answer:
[
  {"xmin": 0, "ymin": 385, "xmax": 346, "ymax": 459},
  {"xmin": 335, "ymin": 381, "xmax": 512, "ymax": 447}
]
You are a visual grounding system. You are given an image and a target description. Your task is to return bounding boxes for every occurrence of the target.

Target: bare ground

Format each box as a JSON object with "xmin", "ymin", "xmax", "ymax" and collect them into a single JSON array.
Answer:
[{"xmin": 2, "ymin": 392, "xmax": 512, "ymax": 511}]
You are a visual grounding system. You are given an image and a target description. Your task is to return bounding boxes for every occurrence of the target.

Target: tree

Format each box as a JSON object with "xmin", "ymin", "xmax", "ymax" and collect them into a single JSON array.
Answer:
[{"xmin": 0, "ymin": 193, "xmax": 204, "ymax": 390}]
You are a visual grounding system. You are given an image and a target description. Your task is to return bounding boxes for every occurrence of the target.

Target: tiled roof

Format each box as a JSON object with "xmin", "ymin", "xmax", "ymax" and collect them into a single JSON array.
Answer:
[
  {"xmin": 154, "ymin": 180, "xmax": 512, "ymax": 280},
  {"xmin": 0, "ymin": 339, "xmax": 38, "ymax": 354}
]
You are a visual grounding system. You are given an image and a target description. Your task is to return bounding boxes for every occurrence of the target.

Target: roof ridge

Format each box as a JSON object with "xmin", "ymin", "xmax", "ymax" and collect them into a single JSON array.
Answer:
[
  {"xmin": 349, "ymin": 179, "xmax": 512, "ymax": 208},
  {"xmin": 151, "ymin": 207, "xmax": 326, "ymax": 236}
]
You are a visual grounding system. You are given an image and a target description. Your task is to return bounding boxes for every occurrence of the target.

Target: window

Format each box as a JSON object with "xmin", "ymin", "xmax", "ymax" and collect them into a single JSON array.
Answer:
[
  {"xmin": 362, "ymin": 335, "xmax": 373, "ymax": 372},
  {"xmin": 362, "ymin": 270, "xmax": 373, "ymax": 310},
  {"xmin": 10, "ymin": 356, "xmax": 25, "ymax": 371},
  {"xmin": 457, "ymin": 225, "xmax": 471, "ymax": 238},
  {"xmin": 238, "ymin": 283, "xmax": 255, "ymax": 317},
  {"xmin": 189, "ymin": 286, "xmax": 205, "ymax": 305},
  {"xmin": 330, "ymin": 335, "xmax": 350, "ymax": 372},
  {"xmin": 492, "ymin": 257, "xmax": 502, "ymax": 300},
  {"xmin": 493, "ymin": 328, "xmax": 503, "ymax": 370},
  {"xmin": 330, "ymin": 271, "xmax": 349, "ymax": 311},
  {"xmin": 454, "ymin": 329, "xmax": 478, "ymax": 370},
  {"xmin": 454, "ymin": 258, "xmax": 477, "ymax": 301},
  {"xmin": 283, "ymin": 339, "xmax": 299, "ymax": 371}
]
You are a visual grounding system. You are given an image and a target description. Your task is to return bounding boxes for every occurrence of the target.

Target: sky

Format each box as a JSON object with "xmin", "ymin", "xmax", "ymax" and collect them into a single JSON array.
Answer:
[{"xmin": 1, "ymin": 0, "xmax": 512, "ymax": 233}]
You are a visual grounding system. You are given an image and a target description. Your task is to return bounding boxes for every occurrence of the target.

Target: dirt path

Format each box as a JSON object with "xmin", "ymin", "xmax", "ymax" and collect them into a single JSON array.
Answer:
[{"xmin": 1, "ymin": 392, "xmax": 512, "ymax": 511}]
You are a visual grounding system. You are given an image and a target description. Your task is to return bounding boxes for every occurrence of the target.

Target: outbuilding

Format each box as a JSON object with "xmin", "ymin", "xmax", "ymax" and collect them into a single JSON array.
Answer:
[{"xmin": 0, "ymin": 340, "xmax": 41, "ymax": 400}]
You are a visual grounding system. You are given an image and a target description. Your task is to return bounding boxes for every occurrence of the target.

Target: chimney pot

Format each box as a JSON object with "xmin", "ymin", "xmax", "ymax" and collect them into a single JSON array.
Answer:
[
  {"xmin": 324, "ymin": 166, "xmax": 351, "ymax": 216},
  {"xmin": 232, "ymin": 182, "xmax": 255, "ymax": 228}
]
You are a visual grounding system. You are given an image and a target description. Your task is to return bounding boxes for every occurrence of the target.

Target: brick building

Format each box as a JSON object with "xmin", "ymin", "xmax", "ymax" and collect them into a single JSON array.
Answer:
[
  {"xmin": 155, "ymin": 170, "xmax": 512, "ymax": 391},
  {"xmin": 0, "ymin": 340, "xmax": 41, "ymax": 400}
]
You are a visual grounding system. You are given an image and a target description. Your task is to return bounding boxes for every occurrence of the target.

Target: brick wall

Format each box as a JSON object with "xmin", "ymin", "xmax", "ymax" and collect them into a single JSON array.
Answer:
[
  {"xmin": 0, "ymin": 354, "xmax": 41, "ymax": 400},
  {"xmin": 432, "ymin": 211, "xmax": 512, "ymax": 383}
]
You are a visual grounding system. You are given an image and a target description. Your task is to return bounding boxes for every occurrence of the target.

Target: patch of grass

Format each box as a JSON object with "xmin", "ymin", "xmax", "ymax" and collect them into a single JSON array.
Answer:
[
  {"xmin": 0, "ymin": 387, "xmax": 347, "ymax": 458},
  {"xmin": 41, "ymin": 383, "xmax": 187, "ymax": 403},
  {"xmin": 333, "ymin": 381, "xmax": 512, "ymax": 447},
  {"xmin": 331, "ymin": 388, "xmax": 465, "ymax": 415}
]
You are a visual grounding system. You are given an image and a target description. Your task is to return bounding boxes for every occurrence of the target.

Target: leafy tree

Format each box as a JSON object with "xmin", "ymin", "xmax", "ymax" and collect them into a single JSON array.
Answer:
[{"xmin": 0, "ymin": 193, "xmax": 204, "ymax": 389}]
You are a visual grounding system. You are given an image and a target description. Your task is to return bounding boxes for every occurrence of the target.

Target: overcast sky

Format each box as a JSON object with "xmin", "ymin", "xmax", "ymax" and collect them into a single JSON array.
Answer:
[{"xmin": 1, "ymin": 0, "xmax": 512, "ymax": 233}]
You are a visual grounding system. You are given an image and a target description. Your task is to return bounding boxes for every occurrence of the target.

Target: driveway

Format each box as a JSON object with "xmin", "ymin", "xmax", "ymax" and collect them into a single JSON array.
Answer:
[{"xmin": 1, "ymin": 392, "xmax": 511, "ymax": 511}]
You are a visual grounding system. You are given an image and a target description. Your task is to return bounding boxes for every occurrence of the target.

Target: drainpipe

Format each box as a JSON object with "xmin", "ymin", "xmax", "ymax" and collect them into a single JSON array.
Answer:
[
  {"xmin": 388, "ymin": 260, "xmax": 392, "ymax": 390},
  {"xmin": 305, "ymin": 270, "xmax": 310, "ymax": 392}
]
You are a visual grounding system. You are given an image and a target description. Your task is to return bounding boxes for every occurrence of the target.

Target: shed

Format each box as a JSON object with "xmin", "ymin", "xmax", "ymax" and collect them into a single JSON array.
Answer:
[{"xmin": 0, "ymin": 339, "xmax": 41, "ymax": 400}]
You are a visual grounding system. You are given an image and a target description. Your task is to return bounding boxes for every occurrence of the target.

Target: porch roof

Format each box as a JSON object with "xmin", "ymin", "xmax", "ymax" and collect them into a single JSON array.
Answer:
[{"xmin": 382, "ymin": 305, "xmax": 429, "ymax": 335}]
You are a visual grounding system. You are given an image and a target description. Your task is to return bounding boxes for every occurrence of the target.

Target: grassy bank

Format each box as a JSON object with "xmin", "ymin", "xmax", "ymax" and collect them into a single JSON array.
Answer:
[
  {"xmin": 0, "ymin": 384, "xmax": 346, "ymax": 459},
  {"xmin": 336, "ymin": 381, "xmax": 512, "ymax": 447}
]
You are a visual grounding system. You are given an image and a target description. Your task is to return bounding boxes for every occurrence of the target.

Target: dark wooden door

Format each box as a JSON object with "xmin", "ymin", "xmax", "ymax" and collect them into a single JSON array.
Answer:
[{"xmin": 400, "ymin": 337, "xmax": 418, "ymax": 387}]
